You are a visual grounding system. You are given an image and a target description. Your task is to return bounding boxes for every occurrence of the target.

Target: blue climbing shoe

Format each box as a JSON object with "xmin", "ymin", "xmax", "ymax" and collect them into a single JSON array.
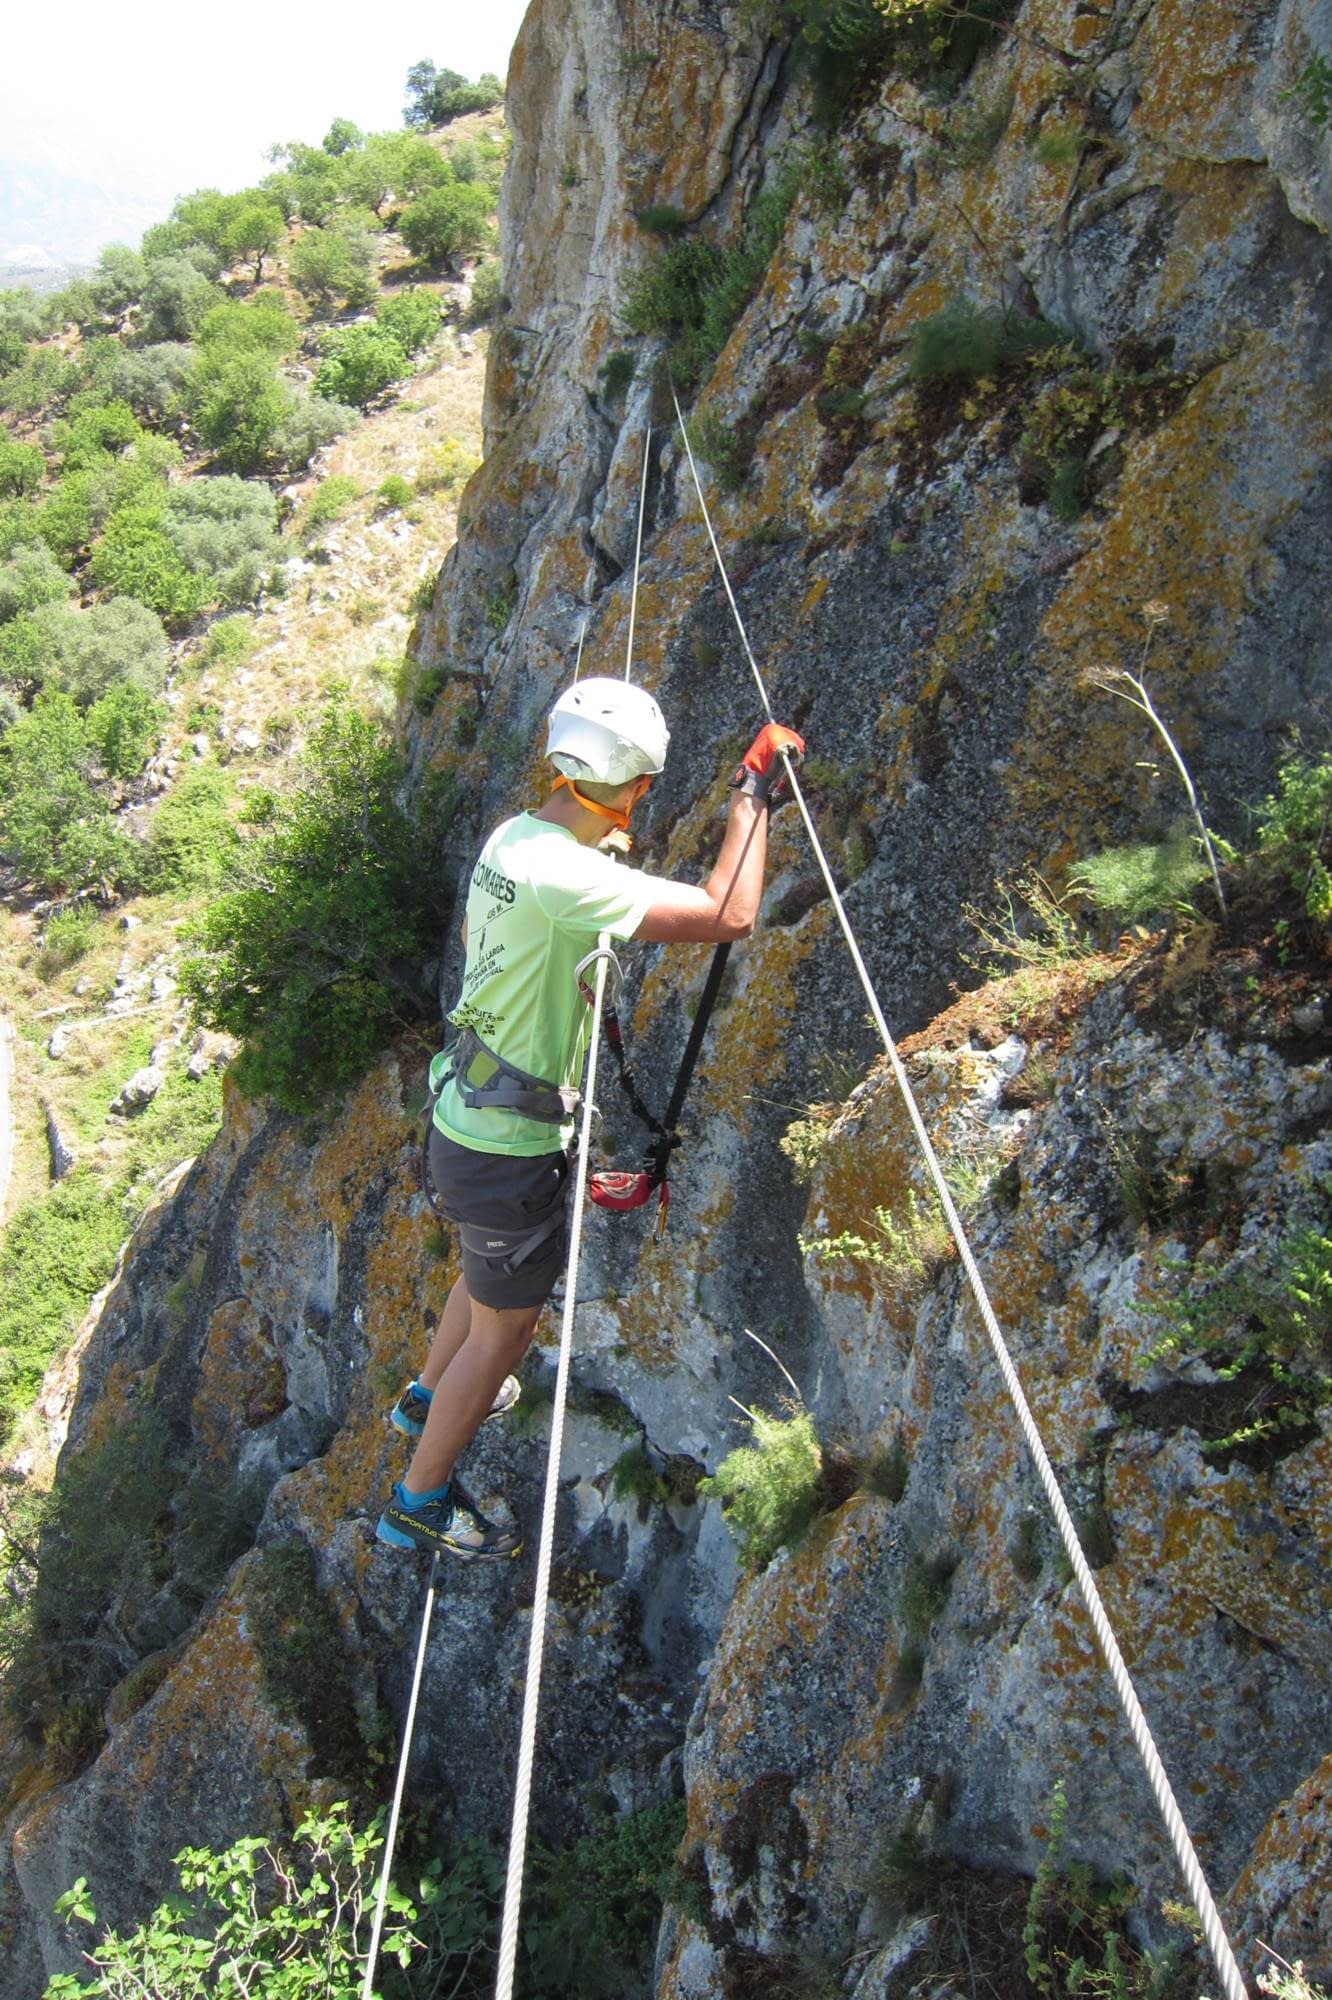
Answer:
[
  {"xmin": 375, "ymin": 1480, "xmax": 523, "ymax": 1561},
  {"xmin": 389, "ymin": 1375, "xmax": 521, "ymax": 1438}
]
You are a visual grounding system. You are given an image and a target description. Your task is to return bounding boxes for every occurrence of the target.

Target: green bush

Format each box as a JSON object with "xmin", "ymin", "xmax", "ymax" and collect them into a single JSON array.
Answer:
[
  {"xmin": 432, "ymin": 72, "xmax": 504, "ymax": 122},
  {"xmin": 699, "ymin": 1407, "xmax": 822, "ymax": 1568},
  {"xmin": 288, "ymin": 223, "xmax": 377, "ymax": 310},
  {"xmin": 300, "ymin": 473, "xmax": 360, "ymax": 541},
  {"xmin": 743, "ymin": 0, "xmax": 1021, "ymax": 116},
  {"xmin": 73, "ymin": 597, "xmax": 169, "ymax": 698},
  {"xmin": 527, "ymin": 1799, "xmax": 686, "ymax": 1999},
  {"xmin": 466, "ymin": 257, "xmax": 503, "ymax": 327},
  {"xmin": 1146, "ymin": 1220, "xmax": 1332, "ymax": 1457},
  {"xmin": 907, "ymin": 297, "xmax": 1064, "ymax": 380},
  {"xmin": 196, "ymin": 614, "xmax": 255, "ymax": 670},
  {"xmin": 45, "ymin": 1802, "xmax": 496, "ymax": 2000},
  {"xmin": 1255, "ymin": 749, "xmax": 1332, "ymax": 923},
  {"xmin": 53, "ymin": 399, "xmax": 142, "ymax": 473},
  {"xmin": 1068, "ymin": 828, "xmax": 1208, "ymax": 927},
  {"xmin": 0, "ymin": 432, "xmax": 43, "ymax": 498},
  {"xmin": 399, "ymin": 181, "xmax": 495, "ymax": 266},
  {"xmin": 144, "ymin": 764, "xmax": 236, "ymax": 891},
  {"xmin": 88, "ymin": 502, "xmax": 209, "ymax": 625},
  {"xmin": 315, "ymin": 324, "xmax": 410, "ymax": 408},
  {"xmin": 180, "ymin": 705, "xmax": 454, "ymax": 1111},
  {"xmin": 0, "ymin": 345, "xmax": 79, "ymax": 418},
  {"xmin": 376, "ymin": 473, "xmax": 415, "ymax": 512},
  {"xmin": 161, "ymin": 475, "xmax": 282, "ymax": 605},
  {"xmin": 83, "ymin": 682, "xmax": 163, "ymax": 778},
  {"xmin": 188, "ymin": 350, "xmax": 292, "ymax": 474},
  {"xmin": 0, "ymin": 690, "xmax": 141, "ymax": 892},
  {"xmin": 0, "ymin": 1171, "xmax": 129, "ymax": 1445},
  {"xmin": 100, "ymin": 340, "xmax": 195, "ymax": 425},
  {"xmin": 268, "ymin": 385, "xmax": 356, "ymax": 473},
  {"xmin": 0, "ymin": 540, "xmax": 71, "ymax": 622},
  {"xmin": 620, "ymin": 170, "xmax": 798, "ymax": 390},
  {"xmin": 198, "ymin": 291, "xmax": 300, "ymax": 356},
  {"xmin": 35, "ymin": 902, "xmax": 100, "ymax": 979},
  {"xmin": 0, "ymin": 285, "xmax": 53, "ymax": 371},
  {"xmin": 19, "ymin": 597, "xmax": 169, "ymax": 706},
  {"xmin": 377, "ymin": 285, "xmax": 443, "ymax": 355},
  {"xmin": 140, "ymin": 255, "xmax": 221, "ymax": 341}
]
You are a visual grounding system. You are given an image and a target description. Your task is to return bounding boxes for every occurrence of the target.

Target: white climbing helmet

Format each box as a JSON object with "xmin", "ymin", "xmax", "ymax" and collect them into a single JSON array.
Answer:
[{"xmin": 546, "ymin": 676, "xmax": 670, "ymax": 785}]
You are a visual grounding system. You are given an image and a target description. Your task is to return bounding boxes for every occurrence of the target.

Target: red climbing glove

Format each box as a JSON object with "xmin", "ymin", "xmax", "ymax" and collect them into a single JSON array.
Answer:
[{"xmin": 730, "ymin": 722, "xmax": 806, "ymax": 804}]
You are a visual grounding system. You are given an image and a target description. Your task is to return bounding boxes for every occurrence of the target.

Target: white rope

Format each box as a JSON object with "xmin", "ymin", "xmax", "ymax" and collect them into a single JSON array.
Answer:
[
  {"xmin": 624, "ymin": 428, "xmax": 652, "ymax": 681},
  {"xmin": 494, "ymin": 934, "xmax": 616, "ymax": 2000},
  {"xmin": 672, "ymin": 406, "xmax": 1249, "ymax": 2000},
  {"xmin": 360, "ymin": 1553, "xmax": 441, "ymax": 2000}
]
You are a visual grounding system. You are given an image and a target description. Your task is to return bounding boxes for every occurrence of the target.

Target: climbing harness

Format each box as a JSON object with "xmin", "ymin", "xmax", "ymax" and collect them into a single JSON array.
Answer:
[{"xmin": 669, "ymin": 387, "xmax": 1250, "ymax": 2000}]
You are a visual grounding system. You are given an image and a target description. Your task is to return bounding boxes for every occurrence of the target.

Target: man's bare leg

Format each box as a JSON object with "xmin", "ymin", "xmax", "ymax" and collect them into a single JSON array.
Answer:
[{"xmin": 404, "ymin": 1294, "xmax": 541, "ymax": 1494}]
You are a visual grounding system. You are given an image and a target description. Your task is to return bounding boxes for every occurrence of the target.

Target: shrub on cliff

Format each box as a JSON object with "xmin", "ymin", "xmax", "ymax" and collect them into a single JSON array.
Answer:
[
  {"xmin": 46, "ymin": 1803, "xmax": 498, "ymax": 2000},
  {"xmin": 742, "ymin": 0, "xmax": 1022, "ymax": 114},
  {"xmin": 180, "ymin": 704, "xmax": 455, "ymax": 1112},
  {"xmin": 699, "ymin": 1406, "xmax": 823, "ymax": 1568}
]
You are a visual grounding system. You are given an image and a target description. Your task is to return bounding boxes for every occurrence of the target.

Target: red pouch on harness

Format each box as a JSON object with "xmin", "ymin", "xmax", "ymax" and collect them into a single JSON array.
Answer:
[
  {"xmin": 589, "ymin": 1170, "xmax": 671, "ymax": 1240},
  {"xmin": 589, "ymin": 1170, "xmax": 657, "ymax": 1211}
]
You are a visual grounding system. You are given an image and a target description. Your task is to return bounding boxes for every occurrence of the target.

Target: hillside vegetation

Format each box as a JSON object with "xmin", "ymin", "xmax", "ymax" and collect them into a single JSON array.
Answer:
[{"xmin": 0, "ymin": 68, "xmax": 503, "ymax": 1453}]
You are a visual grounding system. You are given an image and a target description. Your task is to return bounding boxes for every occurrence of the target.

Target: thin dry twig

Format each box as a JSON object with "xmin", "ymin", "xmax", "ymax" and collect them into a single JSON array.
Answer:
[{"xmin": 1086, "ymin": 604, "xmax": 1229, "ymax": 919}]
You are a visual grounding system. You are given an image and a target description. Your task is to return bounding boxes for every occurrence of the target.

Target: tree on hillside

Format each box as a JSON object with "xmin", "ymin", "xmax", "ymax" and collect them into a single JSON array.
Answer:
[
  {"xmin": 140, "ymin": 255, "xmax": 221, "ymax": 340},
  {"xmin": 432, "ymin": 72, "xmax": 503, "ymax": 121},
  {"xmin": 289, "ymin": 225, "xmax": 376, "ymax": 310},
  {"xmin": 222, "ymin": 199, "xmax": 286, "ymax": 282},
  {"xmin": 399, "ymin": 182, "xmax": 495, "ymax": 268},
  {"xmin": 322, "ymin": 117, "xmax": 364, "ymax": 156},
  {"xmin": 0, "ymin": 433, "xmax": 42, "ymax": 499},
  {"xmin": 404, "ymin": 59, "xmax": 450, "ymax": 127}
]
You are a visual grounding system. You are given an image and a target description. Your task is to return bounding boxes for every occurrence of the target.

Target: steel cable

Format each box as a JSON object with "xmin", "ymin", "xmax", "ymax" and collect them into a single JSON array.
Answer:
[
  {"xmin": 494, "ymin": 936, "xmax": 616, "ymax": 2000},
  {"xmin": 360, "ymin": 1552, "xmax": 441, "ymax": 2000},
  {"xmin": 671, "ymin": 391, "xmax": 1248, "ymax": 2000}
]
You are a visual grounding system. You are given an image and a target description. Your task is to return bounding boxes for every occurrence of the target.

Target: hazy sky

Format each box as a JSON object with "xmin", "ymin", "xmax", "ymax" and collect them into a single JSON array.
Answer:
[{"xmin": 1, "ymin": 0, "xmax": 532, "ymax": 265}]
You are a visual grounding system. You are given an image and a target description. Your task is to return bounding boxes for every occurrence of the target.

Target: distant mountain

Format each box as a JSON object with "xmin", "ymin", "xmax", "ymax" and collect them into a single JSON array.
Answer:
[{"xmin": 0, "ymin": 157, "xmax": 167, "ymax": 269}]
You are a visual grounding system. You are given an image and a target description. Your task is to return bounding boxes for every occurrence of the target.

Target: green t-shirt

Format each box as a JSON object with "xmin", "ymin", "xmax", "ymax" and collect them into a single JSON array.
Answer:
[{"xmin": 434, "ymin": 812, "xmax": 659, "ymax": 1157}]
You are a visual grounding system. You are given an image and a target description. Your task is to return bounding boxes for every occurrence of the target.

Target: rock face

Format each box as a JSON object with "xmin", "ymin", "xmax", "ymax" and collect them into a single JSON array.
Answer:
[{"xmin": 4, "ymin": 1, "xmax": 1331, "ymax": 1993}]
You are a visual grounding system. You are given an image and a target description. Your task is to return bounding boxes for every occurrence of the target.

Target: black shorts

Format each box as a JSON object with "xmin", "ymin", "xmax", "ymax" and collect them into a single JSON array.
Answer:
[{"xmin": 426, "ymin": 1125, "xmax": 571, "ymax": 1311}]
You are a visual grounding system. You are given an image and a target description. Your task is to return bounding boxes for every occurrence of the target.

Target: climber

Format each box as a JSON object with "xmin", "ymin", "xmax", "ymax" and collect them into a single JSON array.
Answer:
[{"xmin": 375, "ymin": 675, "xmax": 804, "ymax": 1560}]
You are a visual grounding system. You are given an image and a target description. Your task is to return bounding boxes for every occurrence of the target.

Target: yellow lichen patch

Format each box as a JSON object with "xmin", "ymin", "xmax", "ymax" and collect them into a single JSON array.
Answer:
[
  {"xmin": 192, "ymin": 1299, "xmax": 287, "ymax": 1463},
  {"xmin": 77, "ymin": 1357, "xmax": 153, "ymax": 1455},
  {"xmin": 1013, "ymin": 328, "xmax": 1332, "ymax": 840},
  {"xmin": 694, "ymin": 910, "xmax": 830, "ymax": 1131},
  {"xmin": 1229, "ymin": 1753, "xmax": 1332, "ymax": 1982},
  {"xmin": 82, "ymin": 1574, "xmax": 307, "ymax": 1814},
  {"xmin": 1154, "ymin": 161, "xmax": 1273, "ymax": 316},
  {"xmin": 309, "ymin": 1068, "xmax": 411, "ymax": 1238},
  {"xmin": 1133, "ymin": 0, "xmax": 1257, "ymax": 154},
  {"xmin": 800, "ymin": 576, "xmax": 830, "ymax": 620},
  {"xmin": 606, "ymin": 1239, "xmax": 700, "ymax": 1374},
  {"xmin": 1109, "ymin": 1446, "xmax": 1332, "ymax": 1678}
]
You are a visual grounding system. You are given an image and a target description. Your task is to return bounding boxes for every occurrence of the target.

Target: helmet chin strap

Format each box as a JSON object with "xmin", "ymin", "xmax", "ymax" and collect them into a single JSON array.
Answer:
[{"xmin": 552, "ymin": 773, "xmax": 633, "ymax": 835}]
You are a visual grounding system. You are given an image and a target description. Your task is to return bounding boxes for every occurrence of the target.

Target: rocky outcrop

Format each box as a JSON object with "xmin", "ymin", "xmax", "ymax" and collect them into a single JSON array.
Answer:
[{"xmin": 5, "ymin": 0, "xmax": 1331, "ymax": 1991}]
